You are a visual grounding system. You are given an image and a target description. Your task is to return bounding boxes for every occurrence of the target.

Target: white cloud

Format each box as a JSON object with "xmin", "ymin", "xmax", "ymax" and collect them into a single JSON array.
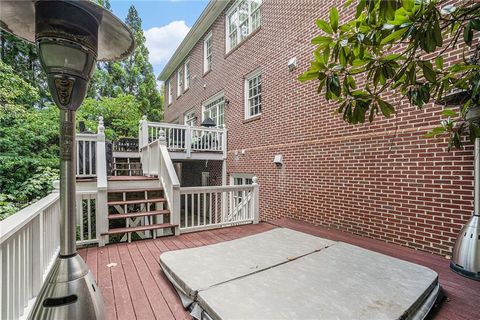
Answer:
[{"xmin": 144, "ymin": 20, "xmax": 190, "ymax": 66}]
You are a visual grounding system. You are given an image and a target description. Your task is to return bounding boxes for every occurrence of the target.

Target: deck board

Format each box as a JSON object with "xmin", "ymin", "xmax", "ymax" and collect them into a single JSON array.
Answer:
[
  {"xmin": 83, "ymin": 220, "xmax": 480, "ymax": 320},
  {"xmin": 96, "ymin": 247, "xmax": 117, "ymax": 320},
  {"xmin": 107, "ymin": 245, "xmax": 136, "ymax": 320}
]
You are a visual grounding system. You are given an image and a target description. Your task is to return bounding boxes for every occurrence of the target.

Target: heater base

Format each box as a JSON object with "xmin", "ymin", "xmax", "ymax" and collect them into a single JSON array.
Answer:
[
  {"xmin": 29, "ymin": 254, "xmax": 105, "ymax": 319},
  {"xmin": 450, "ymin": 261, "xmax": 480, "ymax": 281}
]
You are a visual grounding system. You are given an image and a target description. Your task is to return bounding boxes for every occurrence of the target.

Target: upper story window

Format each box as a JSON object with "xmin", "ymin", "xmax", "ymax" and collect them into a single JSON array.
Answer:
[
  {"xmin": 226, "ymin": 0, "xmax": 262, "ymax": 52},
  {"xmin": 202, "ymin": 93, "xmax": 225, "ymax": 127},
  {"xmin": 204, "ymin": 32, "xmax": 212, "ymax": 73},
  {"xmin": 184, "ymin": 110, "xmax": 196, "ymax": 126},
  {"xmin": 245, "ymin": 69, "xmax": 262, "ymax": 119},
  {"xmin": 177, "ymin": 68, "xmax": 183, "ymax": 97},
  {"xmin": 184, "ymin": 60, "xmax": 190, "ymax": 90},
  {"xmin": 166, "ymin": 80, "xmax": 172, "ymax": 106}
]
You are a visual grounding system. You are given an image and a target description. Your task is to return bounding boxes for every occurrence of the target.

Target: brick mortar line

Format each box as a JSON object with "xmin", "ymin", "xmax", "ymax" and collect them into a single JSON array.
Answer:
[{"xmin": 227, "ymin": 124, "xmax": 438, "ymax": 154}]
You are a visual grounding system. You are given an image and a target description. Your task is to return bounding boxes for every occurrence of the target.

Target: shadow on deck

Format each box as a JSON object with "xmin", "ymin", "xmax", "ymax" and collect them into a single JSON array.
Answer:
[{"xmin": 79, "ymin": 219, "xmax": 480, "ymax": 320}]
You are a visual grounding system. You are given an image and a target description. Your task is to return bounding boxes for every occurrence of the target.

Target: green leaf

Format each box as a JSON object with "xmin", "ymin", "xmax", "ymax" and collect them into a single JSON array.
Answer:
[
  {"xmin": 464, "ymin": 21, "xmax": 473, "ymax": 46},
  {"xmin": 330, "ymin": 7, "xmax": 339, "ymax": 32},
  {"xmin": 441, "ymin": 109, "xmax": 457, "ymax": 117},
  {"xmin": 380, "ymin": 27, "xmax": 408, "ymax": 45},
  {"xmin": 298, "ymin": 70, "xmax": 318, "ymax": 82},
  {"xmin": 433, "ymin": 19, "xmax": 442, "ymax": 47},
  {"xmin": 421, "ymin": 61, "xmax": 437, "ymax": 83},
  {"xmin": 378, "ymin": 99, "xmax": 395, "ymax": 117},
  {"xmin": 425, "ymin": 126, "xmax": 446, "ymax": 138},
  {"xmin": 311, "ymin": 36, "xmax": 332, "ymax": 45},
  {"xmin": 316, "ymin": 19, "xmax": 333, "ymax": 34},
  {"xmin": 402, "ymin": 0, "xmax": 414, "ymax": 11},
  {"xmin": 435, "ymin": 56, "xmax": 443, "ymax": 69}
]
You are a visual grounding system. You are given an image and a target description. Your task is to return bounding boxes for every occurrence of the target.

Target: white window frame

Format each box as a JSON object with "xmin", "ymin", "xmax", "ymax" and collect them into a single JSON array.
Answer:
[
  {"xmin": 203, "ymin": 32, "xmax": 212, "ymax": 73},
  {"xmin": 166, "ymin": 79, "xmax": 172, "ymax": 106},
  {"xmin": 244, "ymin": 68, "xmax": 262, "ymax": 119},
  {"xmin": 184, "ymin": 59, "xmax": 190, "ymax": 91},
  {"xmin": 177, "ymin": 68, "xmax": 183, "ymax": 97},
  {"xmin": 230, "ymin": 173, "xmax": 254, "ymax": 185},
  {"xmin": 202, "ymin": 91, "xmax": 225, "ymax": 127},
  {"xmin": 225, "ymin": 0, "xmax": 262, "ymax": 53},
  {"xmin": 184, "ymin": 110, "xmax": 196, "ymax": 126}
]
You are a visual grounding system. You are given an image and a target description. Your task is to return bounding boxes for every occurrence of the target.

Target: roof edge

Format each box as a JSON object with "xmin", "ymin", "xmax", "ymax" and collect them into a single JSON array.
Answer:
[{"xmin": 158, "ymin": 0, "xmax": 231, "ymax": 81}]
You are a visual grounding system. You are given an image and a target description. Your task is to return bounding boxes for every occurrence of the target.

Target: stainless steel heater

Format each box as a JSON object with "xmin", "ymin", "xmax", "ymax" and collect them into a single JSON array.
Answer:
[
  {"xmin": 0, "ymin": 0, "xmax": 135, "ymax": 318},
  {"xmin": 450, "ymin": 137, "xmax": 480, "ymax": 280}
]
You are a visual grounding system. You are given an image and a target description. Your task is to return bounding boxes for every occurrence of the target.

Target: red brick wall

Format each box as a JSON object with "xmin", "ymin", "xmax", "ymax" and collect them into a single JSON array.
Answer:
[{"xmin": 164, "ymin": 0, "xmax": 472, "ymax": 256}]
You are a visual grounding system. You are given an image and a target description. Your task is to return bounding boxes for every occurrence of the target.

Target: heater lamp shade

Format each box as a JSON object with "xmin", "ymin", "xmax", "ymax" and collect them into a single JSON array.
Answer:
[{"xmin": 0, "ymin": 0, "xmax": 135, "ymax": 61}]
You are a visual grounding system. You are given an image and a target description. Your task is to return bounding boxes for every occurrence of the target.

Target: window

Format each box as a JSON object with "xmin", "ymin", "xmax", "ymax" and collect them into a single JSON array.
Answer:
[
  {"xmin": 184, "ymin": 60, "xmax": 190, "ymax": 90},
  {"xmin": 202, "ymin": 93, "xmax": 225, "ymax": 127},
  {"xmin": 245, "ymin": 69, "xmax": 262, "ymax": 118},
  {"xmin": 166, "ymin": 80, "xmax": 172, "ymax": 105},
  {"xmin": 203, "ymin": 32, "xmax": 212, "ymax": 73},
  {"xmin": 184, "ymin": 110, "xmax": 196, "ymax": 126},
  {"xmin": 177, "ymin": 68, "xmax": 183, "ymax": 97},
  {"xmin": 201, "ymin": 172, "xmax": 210, "ymax": 186},
  {"xmin": 226, "ymin": 0, "xmax": 262, "ymax": 52},
  {"xmin": 231, "ymin": 173, "xmax": 254, "ymax": 209}
]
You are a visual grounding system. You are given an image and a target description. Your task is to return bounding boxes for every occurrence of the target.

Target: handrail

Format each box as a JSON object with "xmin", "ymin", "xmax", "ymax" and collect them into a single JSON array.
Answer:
[
  {"xmin": 0, "ymin": 192, "xmax": 59, "ymax": 244},
  {"xmin": 180, "ymin": 185, "xmax": 254, "ymax": 193}
]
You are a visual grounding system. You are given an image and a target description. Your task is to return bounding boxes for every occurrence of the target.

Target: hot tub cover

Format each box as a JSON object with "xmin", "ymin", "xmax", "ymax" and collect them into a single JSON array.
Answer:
[{"xmin": 160, "ymin": 228, "xmax": 440, "ymax": 320}]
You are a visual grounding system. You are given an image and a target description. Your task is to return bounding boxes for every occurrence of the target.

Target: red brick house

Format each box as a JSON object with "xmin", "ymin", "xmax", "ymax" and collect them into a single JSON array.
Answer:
[{"xmin": 158, "ymin": 0, "xmax": 472, "ymax": 256}]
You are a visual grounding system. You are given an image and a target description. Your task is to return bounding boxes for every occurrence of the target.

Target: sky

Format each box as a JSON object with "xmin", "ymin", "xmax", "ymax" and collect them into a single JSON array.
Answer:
[{"xmin": 109, "ymin": 0, "xmax": 209, "ymax": 78}]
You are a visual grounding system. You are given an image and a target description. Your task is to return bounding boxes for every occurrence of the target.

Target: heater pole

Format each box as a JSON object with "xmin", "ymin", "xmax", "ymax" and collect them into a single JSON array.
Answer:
[
  {"xmin": 475, "ymin": 138, "xmax": 480, "ymax": 216},
  {"xmin": 59, "ymin": 109, "xmax": 77, "ymax": 256}
]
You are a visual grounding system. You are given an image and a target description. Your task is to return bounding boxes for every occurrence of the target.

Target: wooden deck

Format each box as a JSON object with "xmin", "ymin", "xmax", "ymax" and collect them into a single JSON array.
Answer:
[{"xmin": 79, "ymin": 219, "xmax": 480, "ymax": 320}]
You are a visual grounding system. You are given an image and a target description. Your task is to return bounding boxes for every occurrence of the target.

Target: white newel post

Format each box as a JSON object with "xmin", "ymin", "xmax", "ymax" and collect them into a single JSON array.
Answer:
[
  {"xmin": 96, "ymin": 117, "xmax": 108, "ymax": 246},
  {"xmin": 172, "ymin": 186, "xmax": 181, "ymax": 235},
  {"xmin": 185, "ymin": 125, "xmax": 192, "ymax": 158},
  {"xmin": 252, "ymin": 176, "xmax": 260, "ymax": 224},
  {"xmin": 139, "ymin": 115, "xmax": 148, "ymax": 149}
]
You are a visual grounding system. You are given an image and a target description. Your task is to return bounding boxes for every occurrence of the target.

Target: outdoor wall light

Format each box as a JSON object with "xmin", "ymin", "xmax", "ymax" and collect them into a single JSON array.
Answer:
[
  {"xmin": 201, "ymin": 117, "xmax": 217, "ymax": 127},
  {"xmin": 0, "ymin": 1, "xmax": 134, "ymax": 319}
]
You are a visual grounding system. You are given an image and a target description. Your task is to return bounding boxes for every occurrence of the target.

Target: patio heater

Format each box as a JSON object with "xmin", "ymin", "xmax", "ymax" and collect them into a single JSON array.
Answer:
[
  {"xmin": 0, "ymin": 0, "xmax": 134, "ymax": 318},
  {"xmin": 445, "ymin": 47, "xmax": 480, "ymax": 281}
]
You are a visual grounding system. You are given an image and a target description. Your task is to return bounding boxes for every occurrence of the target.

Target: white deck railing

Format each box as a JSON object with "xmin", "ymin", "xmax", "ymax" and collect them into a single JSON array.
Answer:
[
  {"xmin": 138, "ymin": 117, "xmax": 227, "ymax": 158},
  {"xmin": 0, "ymin": 192, "xmax": 60, "ymax": 320},
  {"xmin": 179, "ymin": 180, "xmax": 259, "ymax": 233},
  {"xmin": 76, "ymin": 133, "xmax": 97, "ymax": 177}
]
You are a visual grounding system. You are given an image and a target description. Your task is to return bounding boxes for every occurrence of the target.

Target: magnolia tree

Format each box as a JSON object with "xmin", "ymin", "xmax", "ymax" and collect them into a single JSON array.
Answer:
[{"xmin": 299, "ymin": 0, "xmax": 480, "ymax": 149}]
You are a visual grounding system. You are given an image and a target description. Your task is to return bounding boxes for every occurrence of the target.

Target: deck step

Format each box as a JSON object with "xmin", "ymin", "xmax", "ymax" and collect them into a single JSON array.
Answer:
[
  {"xmin": 108, "ymin": 188, "xmax": 162, "ymax": 194},
  {"xmin": 108, "ymin": 210, "xmax": 170, "ymax": 220},
  {"xmin": 101, "ymin": 223, "xmax": 177, "ymax": 235},
  {"xmin": 108, "ymin": 197, "xmax": 166, "ymax": 206}
]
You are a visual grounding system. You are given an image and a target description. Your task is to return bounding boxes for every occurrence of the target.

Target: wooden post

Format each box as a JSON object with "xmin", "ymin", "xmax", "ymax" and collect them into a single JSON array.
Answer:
[
  {"xmin": 252, "ymin": 176, "xmax": 260, "ymax": 224},
  {"xmin": 96, "ymin": 116, "xmax": 108, "ymax": 246}
]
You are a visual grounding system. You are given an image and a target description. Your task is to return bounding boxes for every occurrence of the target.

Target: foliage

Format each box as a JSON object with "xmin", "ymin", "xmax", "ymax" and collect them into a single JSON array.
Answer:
[
  {"xmin": 0, "ymin": 61, "xmax": 59, "ymax": 219},
  {"xmin": 77, "ymin": 95, "xmax": 143, "ymax": 140},
  {"xmin": 87, "ymin": 4, "xmax": 163, "ymax": 122},
  {"xmin": 300, "ymin": 0, "xmax": 480, "ymax": 149}
]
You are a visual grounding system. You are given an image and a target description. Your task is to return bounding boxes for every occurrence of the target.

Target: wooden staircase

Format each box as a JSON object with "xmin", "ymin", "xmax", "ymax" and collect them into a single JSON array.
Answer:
[{"xmin": 101, "ymin": 187, "xmax": 177, "ymax": 242}]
